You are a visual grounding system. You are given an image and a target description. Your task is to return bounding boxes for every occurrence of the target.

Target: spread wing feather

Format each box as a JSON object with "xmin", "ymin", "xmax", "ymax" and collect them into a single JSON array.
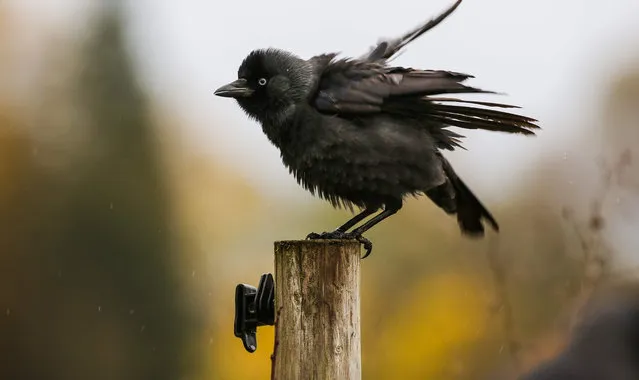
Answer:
[
  {"xmin": 313, "ymin": 60, "xmax": 539, "ymax": 139},
  {"xmin": 361, "ymin": 0, "xmax": 463, "ymax": 62}
]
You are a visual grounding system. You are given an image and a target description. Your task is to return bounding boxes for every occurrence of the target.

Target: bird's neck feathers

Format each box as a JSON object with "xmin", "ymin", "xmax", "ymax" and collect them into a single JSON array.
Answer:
[{"xmin": 259, "ymin": 106, "xmax": 298, "ymax": 148}]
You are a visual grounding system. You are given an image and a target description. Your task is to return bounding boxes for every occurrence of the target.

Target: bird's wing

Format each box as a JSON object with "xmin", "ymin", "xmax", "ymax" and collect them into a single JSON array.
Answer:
[
  {"xmin": 360, "ymin": 0, "xmax": 462, "ymax": 62},
  {"xmin": 313, "ymin": 60, "xmax": 539, "ymax": 137}
]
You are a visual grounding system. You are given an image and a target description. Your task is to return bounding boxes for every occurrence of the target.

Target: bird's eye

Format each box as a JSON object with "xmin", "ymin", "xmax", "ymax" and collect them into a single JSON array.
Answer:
[{"xmin": 257, "ymin": 78, "xmax": 268, "ymax": 86}]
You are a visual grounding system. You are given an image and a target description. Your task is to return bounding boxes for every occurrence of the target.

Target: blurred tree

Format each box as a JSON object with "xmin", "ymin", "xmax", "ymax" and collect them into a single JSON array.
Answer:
[
  {"xmin": 0, "ymin": 108, "xmax": 46, "ymax": 380},
  {"xmin": 0, "ymin": 5, "xmax": 197, "ymax": 380},
  {"xmin": 48, "ymin": 6, "xmax": 195, "ymax": 379},
  {"xmin": 599, "ymin": 66, "xmax": 639, "ymax": 250},
  {"xmin": 603, "ymin": 69, "xmax": 639, "ymax": 157}
]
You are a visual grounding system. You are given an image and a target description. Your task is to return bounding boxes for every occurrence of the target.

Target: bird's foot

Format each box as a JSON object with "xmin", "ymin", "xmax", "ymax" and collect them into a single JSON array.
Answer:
[
  {"xmin": 306, "ymin": 230, "xmax": 373, "ymax": 259},
  {"xmin": 306, "ymin": 230, "xmax": 347, "ymax": 240}
]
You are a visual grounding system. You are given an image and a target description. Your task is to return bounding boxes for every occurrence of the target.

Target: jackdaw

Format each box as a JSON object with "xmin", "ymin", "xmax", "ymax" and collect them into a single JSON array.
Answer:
[{"xmin": 214, "ymin": 0, "xmax": 539, "ymax": 257}]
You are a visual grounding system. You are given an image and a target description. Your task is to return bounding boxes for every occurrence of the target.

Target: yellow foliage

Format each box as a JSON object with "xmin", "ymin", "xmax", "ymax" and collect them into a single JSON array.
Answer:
[
  {"xmin": 210, "ymin": 315, "xmax": 275, "ymax": 380},
  {"xmin": 368, "ymin": 272, "xmax": 490, "ymax": 379}
]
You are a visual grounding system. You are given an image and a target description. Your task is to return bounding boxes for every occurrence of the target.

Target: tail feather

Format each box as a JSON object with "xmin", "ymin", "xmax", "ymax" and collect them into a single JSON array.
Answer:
[
  {"xmin": 426, "ymin": 156, "xmax": 498, "ymax": 235},
  {"xmin": 452, "ymin": 170, "xmax": 499, "ymax": 235}
]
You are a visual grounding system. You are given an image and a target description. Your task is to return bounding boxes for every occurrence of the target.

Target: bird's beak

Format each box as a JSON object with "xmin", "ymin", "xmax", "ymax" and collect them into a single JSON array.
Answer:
[{"xmin": 214, "ymin": 78, "xmax": 254, "ymax": 98}]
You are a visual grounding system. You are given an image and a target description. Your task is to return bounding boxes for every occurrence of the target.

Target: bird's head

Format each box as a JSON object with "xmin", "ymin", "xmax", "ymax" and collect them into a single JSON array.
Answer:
[{"xmin": 214, "ymin": 48, "xmax": 314, "ymax": 123}]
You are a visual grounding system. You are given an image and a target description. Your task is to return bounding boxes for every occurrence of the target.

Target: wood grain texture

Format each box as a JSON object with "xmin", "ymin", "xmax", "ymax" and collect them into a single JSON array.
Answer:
[{"xmin": 272, "ymin": 240, "xmax": 361, "ymax": 380}]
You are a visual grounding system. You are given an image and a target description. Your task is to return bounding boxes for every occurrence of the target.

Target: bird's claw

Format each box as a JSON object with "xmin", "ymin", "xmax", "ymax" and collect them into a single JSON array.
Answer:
[
  {"xmin": 306, "ymin": 230, "xmax": 373, "ymax": 259},
  {"xmin": 353, "ymin": 235, "xmax": 373, "ymax": 259}
]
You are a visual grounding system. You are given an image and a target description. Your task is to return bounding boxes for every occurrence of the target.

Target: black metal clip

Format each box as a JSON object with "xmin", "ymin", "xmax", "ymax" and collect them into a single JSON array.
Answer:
[{"xmin": 234, "ymin": 273, "xmax": 275, "ymax": 353}]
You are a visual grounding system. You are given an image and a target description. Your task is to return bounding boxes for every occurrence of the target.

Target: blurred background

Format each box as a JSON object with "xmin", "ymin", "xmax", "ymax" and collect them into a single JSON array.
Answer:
[{"xmin": 1, "ymin": 0, "xmax": 639, "ymax": 379}]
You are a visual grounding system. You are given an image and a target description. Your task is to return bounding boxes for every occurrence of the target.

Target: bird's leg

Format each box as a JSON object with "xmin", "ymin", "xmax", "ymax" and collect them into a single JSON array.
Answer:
[
  {"xmin": 306, "ymin": 207, "xmax": 378, "ymax": 240},
  {"xmin": 335, "ymin": 207, "xmax": 379, "ymax": 233},
  {"xmin": 348, "ymin": 201, "xmax": 402, "ymax": 236},
  {"xmin": 345, "ymin": 200, "xmax": 403, "ymax": 258}
]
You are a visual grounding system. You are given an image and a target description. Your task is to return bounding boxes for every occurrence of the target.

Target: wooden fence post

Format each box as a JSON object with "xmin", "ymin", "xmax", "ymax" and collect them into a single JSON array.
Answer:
[{"xmin": 272, "ymin": 240, "xmax": 362, "ymax": 380}]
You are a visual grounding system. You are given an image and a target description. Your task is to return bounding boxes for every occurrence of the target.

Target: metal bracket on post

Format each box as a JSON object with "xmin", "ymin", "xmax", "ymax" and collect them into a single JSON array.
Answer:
[{"xmin": 233, "ymin": 273, "xmax": 275, "ymax": 353}]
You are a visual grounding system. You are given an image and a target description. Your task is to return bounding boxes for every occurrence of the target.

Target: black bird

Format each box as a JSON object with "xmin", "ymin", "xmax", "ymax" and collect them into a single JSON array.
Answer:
[{"xmin": 214, "ymin": 0, "xmax": 539, "ymax": 257}]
